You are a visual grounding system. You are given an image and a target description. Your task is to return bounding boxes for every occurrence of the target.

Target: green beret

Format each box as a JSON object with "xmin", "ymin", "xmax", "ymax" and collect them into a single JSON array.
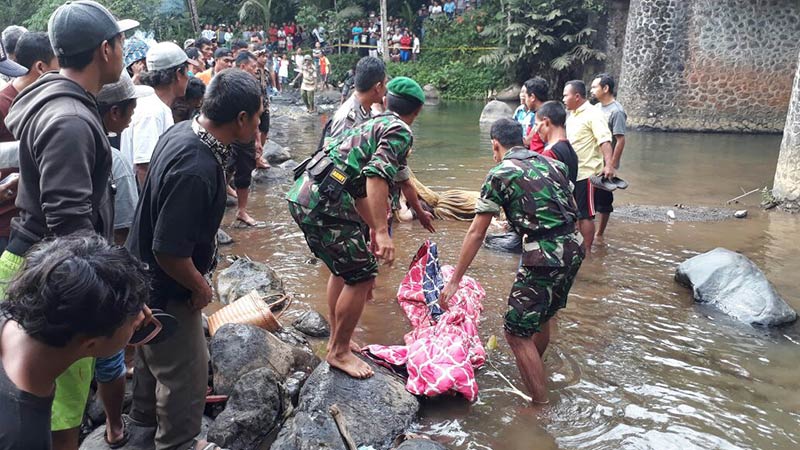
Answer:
[{"xmin": 387, "ymin": 76, "xmax": 425, "ymax": 105}]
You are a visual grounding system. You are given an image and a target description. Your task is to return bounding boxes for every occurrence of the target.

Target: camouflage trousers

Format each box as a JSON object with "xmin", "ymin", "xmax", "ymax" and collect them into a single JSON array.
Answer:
[
  {"xmin": 288, "ymin": 202, "xmax": 378, "ymax": 285},
  {"xmin": 504, "ymin": 256, "xmax": 583, "ymax": 337}
]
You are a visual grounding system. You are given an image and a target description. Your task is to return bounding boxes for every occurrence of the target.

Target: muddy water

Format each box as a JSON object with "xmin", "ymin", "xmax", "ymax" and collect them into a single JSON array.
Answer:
[{"xmin": 221, "ymin": 103, "xmax": 800, "ymax": 450}]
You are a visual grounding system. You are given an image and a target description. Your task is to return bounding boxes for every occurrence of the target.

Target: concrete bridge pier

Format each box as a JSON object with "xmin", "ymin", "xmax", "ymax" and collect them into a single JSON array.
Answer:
[{"xmin": 773, "ymin": 49, "xmax": 800, "ymax": 209}]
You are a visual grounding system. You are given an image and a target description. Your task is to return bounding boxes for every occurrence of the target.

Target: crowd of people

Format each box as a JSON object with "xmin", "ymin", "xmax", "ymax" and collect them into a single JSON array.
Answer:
[{"xmin": 0, "ymin": 0, "xmax": 627, "ymax": 448}]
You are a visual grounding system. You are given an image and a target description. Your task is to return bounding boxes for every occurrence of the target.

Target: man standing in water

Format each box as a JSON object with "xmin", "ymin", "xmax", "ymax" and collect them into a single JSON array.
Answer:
[
  {"xmin": 563, "ymin": 80, "xmax": 614, "ymax": 256},
  {"xmin": 590, "ymin": 73, "xmax": 627, "ymax": 239},
  {"xmin": 440, "ymin": 118, "xmax": 584, "ymax": 404},
  {"xmin": 287, "ymin": 77, "xmax": 425, "ymax": 379}
]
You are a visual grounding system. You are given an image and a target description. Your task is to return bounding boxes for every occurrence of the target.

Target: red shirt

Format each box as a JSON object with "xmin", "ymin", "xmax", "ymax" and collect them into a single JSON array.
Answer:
[
  {"xmin": 0, "ymin": 82, "xmax": 19, "ymax": 143},
  {"xmin": 400, "ymin": 35, "xmax": 412, "ymax": 49},
  {"xmin": 529, "ymin": 132, "xmax": 545, "ymax": 154},
  {"xmin": 269, "ymin": 27, "xmax": 278, "ymax": 42}
]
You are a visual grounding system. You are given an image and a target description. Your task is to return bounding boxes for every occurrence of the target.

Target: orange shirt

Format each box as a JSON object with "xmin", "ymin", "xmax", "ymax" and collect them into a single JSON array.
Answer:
[{"xmin": 196, "ymin": 68, "xmax": 214, "ymax": 86}]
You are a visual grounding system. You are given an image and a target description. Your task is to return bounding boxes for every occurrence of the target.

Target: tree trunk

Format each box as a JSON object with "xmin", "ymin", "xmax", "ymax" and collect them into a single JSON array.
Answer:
[
  {"xmin": 381, "ymin": 0, "xmax": 389, "ymax": 62},
  {"xmin": 186, "ymin": 0, "xmax": 200, "ymax": 34},
  {"xmin": 773, "ymin": 48, "xmax": 800, "ymax": 207}
]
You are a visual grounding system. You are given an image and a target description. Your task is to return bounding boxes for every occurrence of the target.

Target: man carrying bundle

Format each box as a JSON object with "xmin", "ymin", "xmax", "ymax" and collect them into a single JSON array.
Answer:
[
  {"xmin": 287, "ymin": 77, "xmax": 425, "ymax": 379},
  {"xmin": 440, "ymin": 118, "xmax": 584, "ymax": 404}
]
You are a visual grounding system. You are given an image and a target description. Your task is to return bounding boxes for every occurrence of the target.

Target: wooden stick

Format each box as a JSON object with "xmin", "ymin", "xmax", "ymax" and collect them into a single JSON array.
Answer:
[
  {"xmin": 726, "ymin": 188, "xmax": 760, "ymax": 204},
  {"xmin": 329, "ymin": 404, "xmax": 358, "ymax": 450}
]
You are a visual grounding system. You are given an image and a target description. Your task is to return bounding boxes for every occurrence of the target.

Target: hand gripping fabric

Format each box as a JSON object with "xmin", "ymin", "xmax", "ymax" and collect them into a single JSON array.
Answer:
[{"xmin": 364, "ymin": 241, "xmax": 486, "ymax": 401}]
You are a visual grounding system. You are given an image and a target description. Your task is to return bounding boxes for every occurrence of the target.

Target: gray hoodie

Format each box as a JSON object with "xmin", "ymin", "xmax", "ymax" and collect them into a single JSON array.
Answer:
[{"xmin": 4, "ymin": 72, "xmax": 113, "ymax": 255}]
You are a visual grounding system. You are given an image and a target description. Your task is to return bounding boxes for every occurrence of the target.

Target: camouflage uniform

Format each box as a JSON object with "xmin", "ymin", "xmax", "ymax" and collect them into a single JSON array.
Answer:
[
  {"xmin": 286, "ymin": 112, "xmax": 413, "ymax": 284},
  {"xmin": 476, "ymin": 147, "xmax": 585, "ymax": 337}
]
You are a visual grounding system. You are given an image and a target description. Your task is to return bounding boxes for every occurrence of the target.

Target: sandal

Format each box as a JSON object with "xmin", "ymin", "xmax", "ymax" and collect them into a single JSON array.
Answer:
[
  {"xmin": 589, "ymin": 175, "xmax": 617, "ymax": 192},
  {"xmin": 104, "ymin": 416, "xmax": 131, "ymax": 449},
  {"xmin": 609, "ymin": 176, "xmax": 628, "ymax": 190},
  {"xmin": 233, "ymin": 218, "xmax": 267, "ymax": 229}
]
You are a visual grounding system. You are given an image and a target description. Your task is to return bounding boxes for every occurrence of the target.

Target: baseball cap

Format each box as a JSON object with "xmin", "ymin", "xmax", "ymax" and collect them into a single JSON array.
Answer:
[
  {"xmin": 146, "ymin": 42, "xmax": 198, "ymax": 71},
  {"xmin": 213, "ymin": 48, "xmax": 232, "ymax": 59},
  {"xmin": 96, "ymin": 69, "xmax": 153, "ymax": 105},
  {"xmin": 0, "ymin": 37, "xmax": 27, "ymax": 77},
  {"xmin": 123, "ymin": 37, "xmax": 149, "ymax": 69},
  {"xmin": 49, "ymin": 0, "xmax": 139, "ymax": 57},
  {"xmin": 183, "ymin": 39, "xmax": 195, "ymax": 49}
]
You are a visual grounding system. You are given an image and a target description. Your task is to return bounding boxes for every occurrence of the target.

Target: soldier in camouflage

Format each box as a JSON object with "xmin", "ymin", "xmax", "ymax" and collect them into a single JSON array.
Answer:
[
  {"xmin": 440, "ymin": 118, "xmax": 584, "ymax": 403},
  {"xmin": 287, "ymin": 76, "xmax": 426, "ymax": 379}
]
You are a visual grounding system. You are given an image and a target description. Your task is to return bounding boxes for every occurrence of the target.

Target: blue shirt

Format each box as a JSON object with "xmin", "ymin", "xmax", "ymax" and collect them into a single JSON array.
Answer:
[
  {"xmin": 513, "ymin": 105, "xmax": 535, "ymax": 137},
  {"xmin": 444, "ymin": 2, "xmax": 456, "ymax": 13}
]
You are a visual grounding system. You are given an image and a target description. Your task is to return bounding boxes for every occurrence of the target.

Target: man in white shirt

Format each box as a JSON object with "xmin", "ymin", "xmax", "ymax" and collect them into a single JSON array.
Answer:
[{"xmin": 121, "ymin": 42, "xmax": 195, "ymax": 185}]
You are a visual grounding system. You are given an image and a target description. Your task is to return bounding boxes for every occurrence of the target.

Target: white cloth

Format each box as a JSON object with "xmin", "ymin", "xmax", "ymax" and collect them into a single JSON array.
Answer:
[
  {"xmin": 110, "ymin": 147, "xmax": 139, "ymax": 230},
  {"xmin": 120, "ymin": 93, "xmax": 174, "ymax": 165},
  {"xmin": 201, "ymin": 29, "xmax": 215, "ymax": 40}
]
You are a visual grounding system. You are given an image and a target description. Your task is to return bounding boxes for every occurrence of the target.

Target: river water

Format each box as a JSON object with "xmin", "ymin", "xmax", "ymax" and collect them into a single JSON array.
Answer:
[{"xmin": 220, "ymin": 102, "xmax": 800, "ymax": 450}]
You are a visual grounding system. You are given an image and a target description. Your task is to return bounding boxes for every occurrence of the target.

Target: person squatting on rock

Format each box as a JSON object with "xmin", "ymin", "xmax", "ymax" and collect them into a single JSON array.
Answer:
[
  {"xmin": 590, "ymin": 73, "xmax": 627, "ymax": 239},
  {"xmin": 287, "ymin": 77, "xmax": 426, "ymax": 379},
  {"xmin": 0, "ymin": 234, "xmax": 150, "ymax": 450},
  {"xmin": 563, "ymin": 80, "xmax": 615, "ymax": 256},
  {"xmin": 440, "ymin": 118, "xmax": 585, "ymax": 404},
  {"xmin": 125, "ymin": 69, "xmax": 263, "ymax": 450},
  {"xmin": 1, "ymin": 2, "xmax": 139, "ymax": 448}
]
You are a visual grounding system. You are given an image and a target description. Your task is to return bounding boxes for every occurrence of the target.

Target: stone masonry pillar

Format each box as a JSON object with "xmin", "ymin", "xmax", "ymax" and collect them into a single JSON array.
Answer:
[{"xmin": 773, "ymin": 49, "xmax": 800, "ymax": 207}]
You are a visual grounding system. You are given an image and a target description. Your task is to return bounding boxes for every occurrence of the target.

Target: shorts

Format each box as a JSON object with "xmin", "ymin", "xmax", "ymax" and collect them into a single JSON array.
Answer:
[
  {"xmin": 594, "ymin": 188, "xmax": 614, "ymax": 214},
  {"xmin": 0, "ymin": 249, "xmax": 24, "ymax": 299},
  {"xmin": 52, "ymin": 357, "xmax": 95, "ymax": 431},
  {"xmin": 288, "ymin": 202, "xmax": 378, "ymax": 285},
  {"xmin": 573, "ymin": 178, "xmax": 595, "ymax": 220},
  {"xmin": 504, "ymin": 261, "xmax": 582, "ymax": 337},
  {"xmin": 95, "ymin": 349, "xmax": 126, "ymax": 384},
  {"xmin": 226, "ymin": 142, "xmax": 257, "ymax": 189}
]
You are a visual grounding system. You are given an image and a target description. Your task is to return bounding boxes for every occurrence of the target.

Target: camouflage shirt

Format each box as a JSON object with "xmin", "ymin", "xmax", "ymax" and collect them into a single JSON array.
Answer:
[
  {"xmin": 286, "ymin": 112, "xmax": 413, "ymax": 223},
  {"xmin": 476, "ymin": 147, "xmax": 584, "ymax": 267}
]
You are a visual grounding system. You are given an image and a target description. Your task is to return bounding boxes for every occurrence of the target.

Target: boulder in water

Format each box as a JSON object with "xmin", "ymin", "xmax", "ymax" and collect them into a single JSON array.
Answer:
[
  {"xmin": 675, "ymin": 248, "xmax": 797, "ymax": 326},
  {"xmin": 215, "ymin": 258, "xmax": 284, "ymax": 305},
  {"xmin": 271, "ymin": 360, "xmax": 420, "ymax": 450},
  {"xmin": 209, "ymin": 323, "xmax": 319, "ymax": 395},
  {"xmin": 206, "ymin": 367, "xmax": 284, "ymax": 450},
  {"xmin": 495, "ymin": 84, "xmax": 522, "ymax": 102},
  {"xmin": 262, "ymin": 141, "xmax": 292, "ymax": 165},
  {"xmin": 292, "ymin": 310, "xmax": 331, "ymax": 337},
  {"xmin": 483, "ymin": 232, "xmax": 522, "ymax": 254},
  {"xmin": 80, "ymin": 419, "xmax": 155, "ymax": 450},
  {"xmin": 479, "ymin": 100, "xmax": 514, "ymax": 124},
  {"xmin": 217, "ymin": 228, "xmax": 234, "ymax": 245}
]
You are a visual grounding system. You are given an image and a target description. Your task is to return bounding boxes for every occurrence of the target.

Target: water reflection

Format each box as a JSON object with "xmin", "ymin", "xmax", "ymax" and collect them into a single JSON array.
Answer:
[{"xmin": 221, "ymin": 102, "xmax": 799, "ymax": 449}]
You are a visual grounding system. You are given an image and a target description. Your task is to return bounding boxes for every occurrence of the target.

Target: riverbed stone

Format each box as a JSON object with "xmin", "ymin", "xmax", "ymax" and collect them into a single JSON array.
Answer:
[
  {"xmin": 215, "ymin": 258, "xmax": 284, "ymax": 305},
  {"xmin": 396, "ymin": 439, "xmax": 449, "ymax": 450},
  {"xmin": 293, "ymin": 310, "xmax": 331, "ymax": 337},
  {"xmin": 209, "ymin": 323, "xmax": 319, "ymax": 395},
  {"xmin": 270, "ymin": 360, "xmax": 420, "ymax": 450},
  {"xmin": 217, "ymin": 228, "xmax": 234, "ymax": 245},
  {"xmin": 479, "ymin": 100, "xmax": 513, "ymax": 124},
  {"xmin": 251, "ymin": 160, "xmax": 296, "ymax": 185},
  {"xmin": 494, "ymin": 84, "xmax": 521, "ymax": 102},
  {"xmin": 483, "ymin": 232, "xmax": 522, "ymax": 254},
  {"xmin": 263, "ymin": 140, "xmax": 292, "ymax": 165},
  {"xmin": 80, "ymin": 419, "xmax": 156, "ymax": 450},
  {"xmin": 206, "ymin": 367, "xmax": 284, "ymax": 450},
  {"xmin": 675, "ymin": 248, "xmax": 797, "ymax": 326}
]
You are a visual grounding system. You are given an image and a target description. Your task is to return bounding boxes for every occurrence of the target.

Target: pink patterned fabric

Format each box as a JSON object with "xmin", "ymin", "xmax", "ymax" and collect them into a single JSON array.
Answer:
[{"xmin": 365, "ymin": 242, "xmax": 486, "ymax": 401}]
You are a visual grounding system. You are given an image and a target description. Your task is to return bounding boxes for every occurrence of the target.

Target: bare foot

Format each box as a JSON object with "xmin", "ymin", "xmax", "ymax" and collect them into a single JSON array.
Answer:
[
  {"xmin": 327, "ymin": 339, "xmax": 362, "ymax": 353},
  {"xmin": 226, "ymin": 185, "xmax": 238, "ymax": 198},
  {"xmin": 327, "ymin": 351, "xmax": 374, "ymax": 379},
  {"xmin": 256, "ymin": 157, "xmax": 270, "ymax": 169}
]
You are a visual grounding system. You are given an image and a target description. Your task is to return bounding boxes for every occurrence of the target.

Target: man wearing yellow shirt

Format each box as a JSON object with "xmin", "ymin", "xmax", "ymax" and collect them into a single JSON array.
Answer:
[{"xmin": 563, "ymin": 80, "xmax": 614, "ymax": 256}]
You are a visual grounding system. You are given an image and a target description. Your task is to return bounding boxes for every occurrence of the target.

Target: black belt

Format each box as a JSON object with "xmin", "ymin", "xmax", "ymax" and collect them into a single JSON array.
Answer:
[{"xmin": 523, "ymin": 222, "xmax": 576, "ymax": 242}]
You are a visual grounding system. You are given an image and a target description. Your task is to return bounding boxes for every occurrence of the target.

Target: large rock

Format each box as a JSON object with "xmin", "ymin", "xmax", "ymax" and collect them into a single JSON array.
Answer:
[
  {"xmin": 209, "ymin": 323, "xmax": 318, "ymax": 395},
  {"xmin": 80, "ymin": 420, "xmax": 155, "ymax": 450},
  {"xmin": 251, "ymin": 159, "xmax": 297, "ymax": 186},
  {"xmin": 293, "ymin": 310, "xmax": 331, "ymax": 337},
  {"xmin": 217, "ymin": 228, "xmax": 234, "ymax": 245},
  {"xmin": 483, "ymin": 232, "xmax": 522, "ymax": 254},
  {"xmin": 207, "ymin": 368, "xmax": 284, "ymax": 450},
  {"xmin": 479, "ymin": 100, "xmax": 514, "ymax": 124},
  {"xmin": 317, "ymin": 88, "xmax": 342, "ymax": 105},
  {"xmin": 271, "ymin": 361, "xmax": 420, "ymax": 450},
  {"xmin": 215, "ymin": 258, "xmax": 284, "ymax": 305},
  {"xmin": 262, "ymin": 140, "xmax": 292, "ymax": 165},
  {"xmin": 494, "ymin": 84, "xmax": 522, "ymax": 102},
  {"xmin": 675, "ymin": 248, "xmax": 797, "ymax": 326}
]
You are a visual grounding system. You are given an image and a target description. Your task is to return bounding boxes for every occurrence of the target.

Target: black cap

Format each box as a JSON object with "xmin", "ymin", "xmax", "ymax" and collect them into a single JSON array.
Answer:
[
  {"xmin": 0, "ymin": 38, "xmax": 27, "ymax": 77},
  {"xmin": 213, "ymin": 48, "xmax": 232, "ymax": 59},
  {"xmin": 48, "ymin": 0, "xmax": 139, "ymax": 57}
]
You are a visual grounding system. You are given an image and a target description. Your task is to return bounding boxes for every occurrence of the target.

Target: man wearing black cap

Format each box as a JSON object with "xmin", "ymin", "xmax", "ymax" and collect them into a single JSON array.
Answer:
[
  {"xmin": 1, "ymin": 1, "xmax": 138, "ymax": 449},
  {"xmin": 0, "ymin": 25, "xmax": 28, "ymax": 86},
  {"xmin": 196, "ymin": 47, "xmax": 233, "ymax": 86}
]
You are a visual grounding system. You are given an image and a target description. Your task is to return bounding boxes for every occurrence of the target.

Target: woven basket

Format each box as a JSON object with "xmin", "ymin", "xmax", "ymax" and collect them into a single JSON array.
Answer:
[{"xmin": 208, "ymin": 290, "xmax": 285, "ymax": 336}]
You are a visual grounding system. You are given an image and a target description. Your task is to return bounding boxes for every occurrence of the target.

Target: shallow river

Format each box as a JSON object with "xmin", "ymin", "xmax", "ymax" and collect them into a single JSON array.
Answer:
[{"xmin": 220, "ymin": 102, "xmax": 800, "ymax": 450}]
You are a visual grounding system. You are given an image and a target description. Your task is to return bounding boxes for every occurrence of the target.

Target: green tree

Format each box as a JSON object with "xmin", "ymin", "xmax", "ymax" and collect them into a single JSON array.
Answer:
[
  {"xmin": 239, "ymin": 0, "xmax": 273, "ymax": 30},
  {"xmin": 478, "ymin": 0, "xmax": 606, "ymax": 85}
]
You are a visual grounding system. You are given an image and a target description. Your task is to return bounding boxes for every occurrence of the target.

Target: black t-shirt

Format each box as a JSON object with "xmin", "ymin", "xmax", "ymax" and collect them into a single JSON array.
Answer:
[
  {"xmin": 546, "ymin": 140, "xmax": 579, "ymax": 184},
  {"xmin": 0, "ymin": 319, "xmax": 54, "ymax": 450},
  {"xmin": 125, "ymin": 121, "xmax": 226, "ymax": 307}
]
